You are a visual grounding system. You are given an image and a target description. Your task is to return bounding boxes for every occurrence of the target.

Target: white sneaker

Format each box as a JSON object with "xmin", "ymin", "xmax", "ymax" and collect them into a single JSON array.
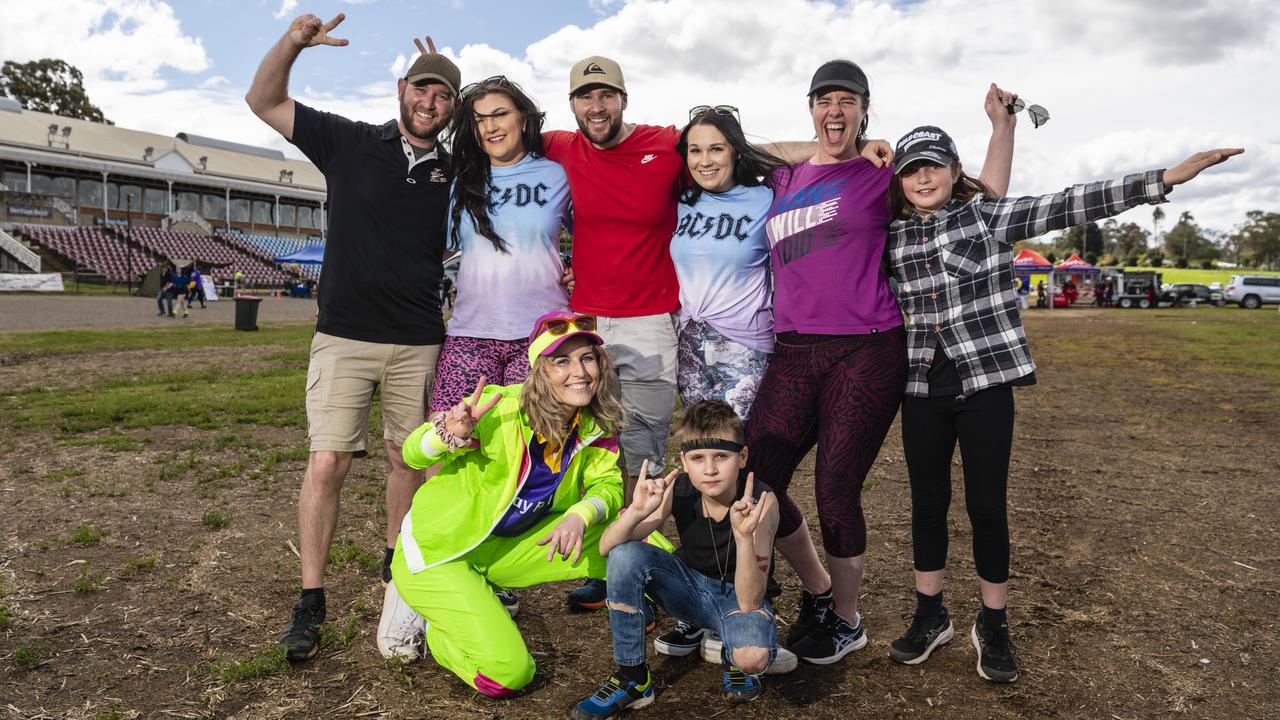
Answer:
[
  {"xmin": 377, "ymin": 579, "xmax": 425, "ymax": 660},
  {"xmin": 700, "ymin": 630, "xmax": 798, "ymax": 675}
]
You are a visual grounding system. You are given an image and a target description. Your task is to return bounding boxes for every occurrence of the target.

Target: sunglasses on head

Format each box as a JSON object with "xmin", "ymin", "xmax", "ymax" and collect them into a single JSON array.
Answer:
[
  {"xmin": 537, "ymin": 314, "xmax": 597, "ymax": 336},
  {"xmin": 689, "ymin": 104, "xmax": 741, "ymax": 122},
  {"xmin": 461, "ymin": 75, "xmax": 517, "ymax": 99},
  {"xmin": 1006, "ymin": 98, "xmax": 1050, "ymax": 129}
]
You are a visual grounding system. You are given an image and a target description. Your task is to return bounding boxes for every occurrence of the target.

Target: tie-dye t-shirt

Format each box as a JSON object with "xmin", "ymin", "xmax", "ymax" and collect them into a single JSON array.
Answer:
[
  {"xmin": 669, "ymin": 184, "xmax": 774, "ymax": 353},
  {"xmin": 765, "ymin": 158, "xmax": 903, "ymax": 335},
  {"xmin": 447, "ymin": 154, "xmax": 572, "ymax": 340}
]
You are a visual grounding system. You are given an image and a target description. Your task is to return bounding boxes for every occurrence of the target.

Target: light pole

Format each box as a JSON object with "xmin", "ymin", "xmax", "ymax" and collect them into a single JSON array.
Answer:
[{"xmin": 125, "ymin": 194, "xmax": 134, "ymax": 294}]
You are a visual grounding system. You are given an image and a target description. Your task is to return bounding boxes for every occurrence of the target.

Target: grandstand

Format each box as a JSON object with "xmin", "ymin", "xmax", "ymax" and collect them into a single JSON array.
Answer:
[{"xmin": 0, "ymin": 97, "xmax": 327, "ymax": 288}]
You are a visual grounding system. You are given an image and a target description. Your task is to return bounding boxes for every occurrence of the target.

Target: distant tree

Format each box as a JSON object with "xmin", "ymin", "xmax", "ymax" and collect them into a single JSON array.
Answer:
[
  {"xmin": 1085, "ymin": 251, "xmax": 1098, "ymax": 266},
  {"xmin": 0, "ymin": 59, "xmax": 112, "ymax": 124},
  {"xmin": 1199, "ymin": 259, "xmax": 1214, "ymax": 270},
  {"xmin": 1046, "ymin": 251, "xmax": 1057, "ymax": 264},
  {"xmin": 1233, "ymin": 211, "xmax": 1280, "ymax": 270},
  {"xmin": 1164, "ymin": 211, "xmax": 1216, "ymax": 262},
  {"xmin": 1148, "ymin": 254, "xmax": 1164, "ymax": 268},
  {"xmin": 1152, "ymin": 206, "xmax": 1165, "ymax": 247},
  {"xmin": 1112, "ymin": 222, "xmax": 1150, "ymax": 259}
]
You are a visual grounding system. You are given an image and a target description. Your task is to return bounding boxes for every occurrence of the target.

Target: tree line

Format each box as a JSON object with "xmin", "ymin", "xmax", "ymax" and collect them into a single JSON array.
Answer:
[{"xmin": 1027, "ymin": 208, "xmax": 1278, "ymax": 271}]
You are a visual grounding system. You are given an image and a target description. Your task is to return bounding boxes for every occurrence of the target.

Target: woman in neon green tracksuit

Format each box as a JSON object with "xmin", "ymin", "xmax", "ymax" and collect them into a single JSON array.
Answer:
[{"xmin": 389, "ymin": 311, "xmax": 632, "ymax": 697}]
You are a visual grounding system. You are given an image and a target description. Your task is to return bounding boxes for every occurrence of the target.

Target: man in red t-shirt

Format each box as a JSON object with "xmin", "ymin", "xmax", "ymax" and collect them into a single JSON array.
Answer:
[{"xmin": 542, "ymin": 56, "xmax": 684, "ymax": 610}]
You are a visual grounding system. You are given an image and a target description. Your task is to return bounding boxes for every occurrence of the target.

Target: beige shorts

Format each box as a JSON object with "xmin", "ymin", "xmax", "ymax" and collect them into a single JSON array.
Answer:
[
  {"xmin": 305, "ymin": 332, "xmax": 440, "ymax": 453},
  {"xmin": 596, "ymin": 313, "xmax": 679, "ymax": 476}
]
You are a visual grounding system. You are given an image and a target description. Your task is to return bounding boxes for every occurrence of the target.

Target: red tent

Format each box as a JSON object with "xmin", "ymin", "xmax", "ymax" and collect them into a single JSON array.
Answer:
[
  {"xmin": 1055, "ymin": 253, "xmax": 1099, "ymax": 273},
  {"xmin": 1013, "ymin": 248, "xmax": 1053, "ymax": 271}
]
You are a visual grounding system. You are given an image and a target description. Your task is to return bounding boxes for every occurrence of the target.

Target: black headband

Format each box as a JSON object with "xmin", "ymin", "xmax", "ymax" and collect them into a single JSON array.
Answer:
[{"xmin": 680, "ymin": 437, "xmax": 744, "ymax": 453}]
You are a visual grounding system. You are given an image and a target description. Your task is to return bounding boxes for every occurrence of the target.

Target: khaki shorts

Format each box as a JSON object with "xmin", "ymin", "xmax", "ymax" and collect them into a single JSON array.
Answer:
[{"xmin": 305, "ymin": 332, "xmax": 440, "ymax": 453}]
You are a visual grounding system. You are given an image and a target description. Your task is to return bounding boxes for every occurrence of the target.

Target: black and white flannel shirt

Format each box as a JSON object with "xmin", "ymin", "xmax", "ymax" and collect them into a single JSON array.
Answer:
[{"xmin": 888, "ymin": 170, "xmax": 1167, "ymax": 398}]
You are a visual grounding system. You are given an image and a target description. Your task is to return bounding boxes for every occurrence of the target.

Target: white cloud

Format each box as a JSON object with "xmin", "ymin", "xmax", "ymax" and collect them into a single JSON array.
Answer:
[
  {"xmin": 6, "ymin": 0, "xmax": 1274, "ymax": 234},
  {"xmin": 273, "ymin": 0, "xmax": 299, "ymax": 20}
]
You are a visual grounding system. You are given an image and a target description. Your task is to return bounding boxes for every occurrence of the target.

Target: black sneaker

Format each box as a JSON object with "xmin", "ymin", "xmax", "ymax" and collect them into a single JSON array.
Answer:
[
  {"xmin": 496, "ymin": 589, "xmax": 519, "ymax": 618},
  {"xmin": 654, "ymin": 620, "xmax": 704, "ymax": 656},
  {"xmin": 888, "ymin": 609, "xmax": 954, "ymax": 665},
  {"xmin": 970, "ymin": 612, "xmax": 1019, "ymax": 683},
  {"xmin": 568, "ymin": 578, "xmax": 608, "ymax": 611},
  {"xmin": 793, "ymin": 610, "xmax": 867, "ymax": 665},
  {"xmin": 785, "ymin": 587, "xmax": 833, "ymax": 646},
  {"xmin": 279, "ymin": 599, "xmax": 325, "ymax": 662}
]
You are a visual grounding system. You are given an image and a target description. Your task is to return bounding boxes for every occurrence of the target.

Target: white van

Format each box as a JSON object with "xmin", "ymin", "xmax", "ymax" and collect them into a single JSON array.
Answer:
[{"xmin": 1224, "ymin": 275, "xmax": 1280, "ymax": 308}]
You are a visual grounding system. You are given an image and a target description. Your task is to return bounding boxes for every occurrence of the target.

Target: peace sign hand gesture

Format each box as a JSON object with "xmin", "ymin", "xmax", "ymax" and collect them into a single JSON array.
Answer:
[
  {"xmin": 729, "ymin": 472, "xmax": 773, "ymax": 539},
  {"xmin": 288, "ymin": 13, "xmax": 349, "ymax": 50},
  {"xmin": 630, "ymin": 459, "xmax": 677, "ymax": 517},
  {"xmin": 413, "ymin": 36, "xmax": 438, "ymax": 56},
  {"xmin": 442, "ymin": 376, "xmax": 502, "ymax": 439}
]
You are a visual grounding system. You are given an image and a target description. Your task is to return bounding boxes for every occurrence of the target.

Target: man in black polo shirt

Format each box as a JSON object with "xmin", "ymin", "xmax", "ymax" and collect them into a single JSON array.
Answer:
[{"xmin": 246, "ymin": 12, "xmax": 458, "ymax": 662}]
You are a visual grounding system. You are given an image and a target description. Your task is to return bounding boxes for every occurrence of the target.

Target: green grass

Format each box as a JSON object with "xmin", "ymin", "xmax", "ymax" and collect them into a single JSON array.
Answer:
[
  {"xmin": 73, "ymin": 564, "xmax": 105, "ymax": 594},
  {"xmin": 0, "ymin": 603, "xmax": 12, "ymax": 630},
  {"xmin": 12, "ymin": 645, "xmax": 45, "ymax": 669},
  {"xmin": 1023, "ymin": 267, "xmax": 1280, "ymax": 288},
  {"xmin": 328, "ymin": 535, "xmax": 380, "ymax": 574},
  {"xmin": 65, "ymin": 522, "xmax": 102, "ymax": 546},
  {"xmin": 201, "ymin": 510, "xmax": 231, "ymax": 530},
  {"xmin": 120, "ymin": 553, "xmax": 158, "ymax": 576},
  {"xmin": 0, "ymin": 322, "xmax": 313, "ymax": 356},
  {"xmin": 214, "ymin": 645, "xmax": 290, "ymax": 683}
]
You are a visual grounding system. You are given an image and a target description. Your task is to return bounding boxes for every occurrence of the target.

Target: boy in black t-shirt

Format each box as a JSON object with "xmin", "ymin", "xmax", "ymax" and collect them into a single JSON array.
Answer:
[{"xmin": 572, "ymin": 401, "xmax": 780, "ymax": 719}]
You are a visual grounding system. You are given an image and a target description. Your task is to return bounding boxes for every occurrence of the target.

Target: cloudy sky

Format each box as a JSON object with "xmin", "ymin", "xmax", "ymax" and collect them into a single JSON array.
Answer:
[{"xmin": 1, "ymin": 0, "xmax": 1276, "ymax": 235}]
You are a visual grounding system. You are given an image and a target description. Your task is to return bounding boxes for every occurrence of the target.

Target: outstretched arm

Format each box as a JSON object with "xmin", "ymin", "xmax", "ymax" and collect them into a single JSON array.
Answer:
[
  {"xmin": 245, "ymin": 13, "xmax": 349, "ymax": 140},
  {"xmin": 978, "ymin": 83, "xmax": 1017, "ymax": 197}
]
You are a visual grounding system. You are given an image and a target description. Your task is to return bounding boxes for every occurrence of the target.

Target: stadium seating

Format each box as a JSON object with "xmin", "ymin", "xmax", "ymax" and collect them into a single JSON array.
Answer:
[
  {"xmin": 18, "ymin": 223, "xmax": 301, "ymax": 287},
  {"xmin": 15, "ymin": 224, "xmax": 153, "ymax": 284}
]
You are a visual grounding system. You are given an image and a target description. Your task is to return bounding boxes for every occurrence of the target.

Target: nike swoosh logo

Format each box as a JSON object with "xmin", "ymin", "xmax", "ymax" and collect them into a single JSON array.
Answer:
[{"xmin": 641, "ymin": 154, "xmax": 657, "ymax": 164}]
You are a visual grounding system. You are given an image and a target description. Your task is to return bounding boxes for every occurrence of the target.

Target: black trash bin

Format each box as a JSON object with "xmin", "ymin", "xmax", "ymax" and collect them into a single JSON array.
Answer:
[{"xmin": 234, "ymin": 296, "xmax": 261, "ymax": 331}]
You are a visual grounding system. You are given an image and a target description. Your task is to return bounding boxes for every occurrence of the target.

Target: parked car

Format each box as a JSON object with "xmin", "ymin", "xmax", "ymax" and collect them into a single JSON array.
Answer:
[
  {"xmin": 1224, "ymin": 275, "xmax": 1280, "ymax": 309},
  {"xmin": 1167, "ymin": 283, "xmax": 1225, "ymax": 307}
]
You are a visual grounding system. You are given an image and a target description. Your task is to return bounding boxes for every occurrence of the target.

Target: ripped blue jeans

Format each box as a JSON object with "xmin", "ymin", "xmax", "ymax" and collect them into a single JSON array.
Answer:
[{"xmin": 605, "ymin": 540, "xmax": 776, "ymax": 668}]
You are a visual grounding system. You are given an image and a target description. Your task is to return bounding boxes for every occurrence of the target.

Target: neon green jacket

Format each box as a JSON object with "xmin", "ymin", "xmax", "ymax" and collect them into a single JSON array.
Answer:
[{"xmin": 398, "ymin": 383, "xmax": 624, "ymax": 574}]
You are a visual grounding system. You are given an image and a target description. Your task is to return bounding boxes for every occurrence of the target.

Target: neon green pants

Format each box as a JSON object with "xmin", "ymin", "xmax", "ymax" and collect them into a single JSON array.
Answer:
[{"xmin": 391, "ymin": 511, "xmax": 611, "ymax": 696}]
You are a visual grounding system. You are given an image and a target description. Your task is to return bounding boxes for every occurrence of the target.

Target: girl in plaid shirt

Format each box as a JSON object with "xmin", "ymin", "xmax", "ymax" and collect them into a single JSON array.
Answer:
[{"xmin": 884, "ymin": 107, "xmax": 1241, "ymax": 682}]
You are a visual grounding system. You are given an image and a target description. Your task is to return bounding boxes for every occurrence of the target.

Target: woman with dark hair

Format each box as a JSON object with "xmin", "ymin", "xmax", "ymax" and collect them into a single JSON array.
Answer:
[
  {"xmin": 428, "ymin": 76, "xmax": 572, "ymax": 421},
  {"xmin": 744, "ymin": 61, "xmax": 1016, "ymax": 665},
  {"xmin": 669, "ymin": 106, "xmax": 783, "ymax": 422}
]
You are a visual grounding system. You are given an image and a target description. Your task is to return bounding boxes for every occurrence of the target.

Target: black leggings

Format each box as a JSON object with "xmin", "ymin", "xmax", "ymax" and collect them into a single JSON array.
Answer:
[
  {"xmin": 900, "ymin": 386, "xmax": 1014, "ymax": 583},
  {"xmin": 745, "ymin": 328, "xmax": 907, "ymax": 558}
]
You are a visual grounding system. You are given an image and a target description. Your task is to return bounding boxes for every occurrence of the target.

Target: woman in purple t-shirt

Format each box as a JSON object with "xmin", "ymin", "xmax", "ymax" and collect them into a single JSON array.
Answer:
[{"xmin": 746, "ymin": 60, "xmax": 1011, "ymax": 665}]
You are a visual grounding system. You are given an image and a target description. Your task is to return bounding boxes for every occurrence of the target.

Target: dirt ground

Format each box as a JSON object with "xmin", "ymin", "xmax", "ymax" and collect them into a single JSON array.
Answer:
[{"xmin": 0, "ymin": 300, "xmax": 1276, "ymax": 719}]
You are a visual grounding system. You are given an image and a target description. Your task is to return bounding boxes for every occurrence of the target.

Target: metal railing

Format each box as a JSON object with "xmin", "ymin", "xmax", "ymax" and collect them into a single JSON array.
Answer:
[
  {"xmin": 0, "ymin": 227, "xmax": 41, "ymax": 272},
  {"xmin": 163, "ymin": 209, "xmax": 213, "ymax": 234}
]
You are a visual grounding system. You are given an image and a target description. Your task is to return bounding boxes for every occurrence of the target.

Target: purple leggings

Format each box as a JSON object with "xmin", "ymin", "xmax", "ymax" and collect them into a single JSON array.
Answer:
[
  {"xmin": 745, "ymin": 328, "xmax": 906, "ymax": 558},
  {"xmin": 429, "ymin": 335, "xmax": 531, "ymax": 413}
]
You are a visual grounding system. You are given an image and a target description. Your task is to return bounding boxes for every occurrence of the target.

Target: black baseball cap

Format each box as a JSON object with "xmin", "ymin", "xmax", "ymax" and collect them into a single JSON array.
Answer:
[
  {"xmin": 808, "ymin": 59, "xmax": 870, "ymax": 97},
  {"xmin": 894, "ymin": 125, "xmax": 960, "ymax": 174}
]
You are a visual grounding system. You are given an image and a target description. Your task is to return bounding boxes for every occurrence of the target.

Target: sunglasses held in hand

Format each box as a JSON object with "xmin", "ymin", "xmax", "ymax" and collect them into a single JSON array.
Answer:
[{"xmin": 1007, "ymin": 98, "xmax": 1050, "ymax": 128}]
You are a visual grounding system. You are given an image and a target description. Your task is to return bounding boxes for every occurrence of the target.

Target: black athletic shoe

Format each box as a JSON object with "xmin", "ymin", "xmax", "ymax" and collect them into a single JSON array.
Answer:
[
  {"xmin": 785, "ymin": 587, "xmax": 833, "ymax": 646},
  {"xmin": 496, "ymin": 589, "xmax": 519, "ymax": 618},
  {"xmin": 888, "ymin": 609, "xmax": 954, "ymax": 665},
  {"xmin": 568, "ymin": 578, "xmax": 608, "ymax": 611},
  {"xmin": 654, "ymin": 620, "xmax": 705, "ymax": 656},
  {"xmin": 970, "ymin": 612, "xmax": 1019, "ymax": 683},
  {"xmin": 279, "ymin": 599, "xmax": 325, "ymax": 662},
  {"xmin": 793, "ymin": 610, "xmax": 867, "ymax": 665}
]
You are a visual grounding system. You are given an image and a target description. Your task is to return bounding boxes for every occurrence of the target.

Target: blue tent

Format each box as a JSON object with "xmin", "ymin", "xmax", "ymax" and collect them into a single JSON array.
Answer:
[{"xmin": 273, "ymin": 244, "xmax": 325, "ymax": 265}]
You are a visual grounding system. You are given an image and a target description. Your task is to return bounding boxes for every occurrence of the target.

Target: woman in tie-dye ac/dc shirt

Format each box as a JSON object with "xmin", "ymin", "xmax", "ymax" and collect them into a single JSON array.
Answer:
[
  {"xmin": 429, "ymin": 77, "xmax": 572, "ymax": 415},
  {"xmin": 669, "ymin": 106, "xmax": 783, "ymax": 422}
]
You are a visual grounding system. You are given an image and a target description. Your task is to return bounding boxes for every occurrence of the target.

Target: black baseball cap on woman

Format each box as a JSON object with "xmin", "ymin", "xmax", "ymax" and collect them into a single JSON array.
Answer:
[{"xmin": 809, "ymin": 59, "xmax": 870, "ymax": 97}]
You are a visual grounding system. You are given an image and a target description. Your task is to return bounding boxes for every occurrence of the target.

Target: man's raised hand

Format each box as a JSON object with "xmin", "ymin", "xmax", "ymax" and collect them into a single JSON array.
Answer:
[{"xmin": 289, "ymin": 13, "xmax": 349, "ymax": 50}]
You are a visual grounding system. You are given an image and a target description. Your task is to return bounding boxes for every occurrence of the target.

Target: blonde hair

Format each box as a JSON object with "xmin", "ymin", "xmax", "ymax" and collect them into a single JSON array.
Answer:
[{"xmin": 519, "ymin": 344, "xmax": 624, "ymax": 446}]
